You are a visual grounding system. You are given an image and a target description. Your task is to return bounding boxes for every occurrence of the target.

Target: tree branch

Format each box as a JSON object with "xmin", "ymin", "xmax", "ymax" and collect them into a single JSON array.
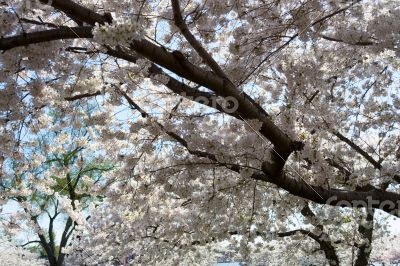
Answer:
[
  {"xmin": 1, "ymin": 0, "xmax": 296, "ymax": 159},
  {"xmin": 20, "ymin": 240, "xmax": 42, "ymax": 247},
  {"xmin": 0, "ymin": 26, "xmax": 93, "ymax": 51},
  {"xmin": 255, "ymin": 166, "xmax": 400, "ymax": 217},
  {"xmin": 320, "ymin": 34, "xmax": 374, "ymax": 46},
  {"xmin": 333, "ymin": 131, "xmax": 381, "ymax": 169},
  {"xmin": 120, "ymin": 91, "xmax": 400, "ymax": 217},
  {"xmin": 119, "ymin": 88, "xmax": 239, "ymax": 171},
  {"xmin": 38, "ymin": 0, "xmax": 111, "ymax": 25},
  {"xmin": 355, "ymin": 210, "xmax": 374, "ymax": 266},
  {"xmin": 171, "ymin": 0, "xmax": 228, "ymax": 79},
  {"xmin": 64, "ymin": 91, "xmax": 101, "ymax": 101}
]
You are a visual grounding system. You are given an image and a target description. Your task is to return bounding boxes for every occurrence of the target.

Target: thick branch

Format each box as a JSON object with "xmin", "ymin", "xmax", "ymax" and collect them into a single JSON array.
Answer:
[
  {"xmin": 105, "ymin": 48, "xmax": 242, "ymax": 118},
  {"xmin": 39, "ymin": 0, "xmax": 111, "ymax": 25},
  {"xmin": 171, "ymin": 0, "xmax": 228, "ymax": 79},
  {"xmin": 255, "ymin": 166, "xmax": 400, "ymax": 217},
  {"xmin": 0, "ymin": 26, "xmax": 93, "ymax": 51},
  {"xmin": 128, "ymin": 39, "xmax": 293, "ymax": 153}
]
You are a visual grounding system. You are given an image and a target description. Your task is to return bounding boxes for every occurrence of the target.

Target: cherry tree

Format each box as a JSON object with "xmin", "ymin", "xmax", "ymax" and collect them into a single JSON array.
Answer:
[
  {"xmin": 0, "ymin": 109, "xmax": 115, "ymax": 265},
  {"xmin": 0, "ymin": 0, "xmax": 399, "ymax": 265}
]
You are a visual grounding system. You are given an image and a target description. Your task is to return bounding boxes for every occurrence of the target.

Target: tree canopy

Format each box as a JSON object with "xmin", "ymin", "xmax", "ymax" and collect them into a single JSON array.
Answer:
[{"xmin": 0, "ymin": 0, "xmax": 399, "ymax": 265}]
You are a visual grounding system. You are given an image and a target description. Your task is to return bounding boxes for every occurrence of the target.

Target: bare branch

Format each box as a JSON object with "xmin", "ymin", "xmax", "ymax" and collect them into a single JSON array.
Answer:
[
  {"xmin": 64, "ymin": 91, "xmax": 101, "ymax": 101},
  {"xmin": 320, "ymin": 34, "xmax": 374, "ymax": 46},
  {"xmin": 333, "ymin": 131, "xmax": 381, "ymax": 170},
  {"xmin": 20, "ymin": 240, "xmax": 42, "ymax": 247},
  {"xmin": 0, "ymin": 26, "xmax": 93, "ymax": 51}
]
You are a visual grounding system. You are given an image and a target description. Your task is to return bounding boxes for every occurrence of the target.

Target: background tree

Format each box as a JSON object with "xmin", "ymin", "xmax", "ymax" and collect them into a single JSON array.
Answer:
[{"xmin": 0, "ymin": 109, "xmax": 114, "ymax": 266}]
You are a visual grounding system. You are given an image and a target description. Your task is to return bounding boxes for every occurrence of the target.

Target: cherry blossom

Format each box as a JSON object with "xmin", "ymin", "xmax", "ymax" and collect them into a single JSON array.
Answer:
[{"xmin": 0, "ymin": 0, "xmax": 399, "ymax": 265}]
